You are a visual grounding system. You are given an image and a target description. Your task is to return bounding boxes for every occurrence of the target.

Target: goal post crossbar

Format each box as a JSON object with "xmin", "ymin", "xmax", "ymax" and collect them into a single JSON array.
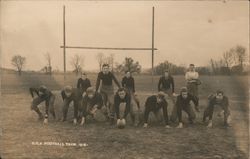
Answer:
[{"xmin": 60, "ymin": 46, "xmax": 157, "ymax": 51}]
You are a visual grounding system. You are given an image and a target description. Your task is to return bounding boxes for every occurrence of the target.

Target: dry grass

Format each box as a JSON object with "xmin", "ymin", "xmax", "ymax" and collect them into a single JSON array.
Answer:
[{"xmin": 0, "ymin": 73, "xmax": 249, "ymax": 159}]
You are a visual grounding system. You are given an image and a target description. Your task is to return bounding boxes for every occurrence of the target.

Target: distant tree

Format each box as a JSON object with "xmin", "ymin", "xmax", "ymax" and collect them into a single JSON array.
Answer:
[
  {"xmin": 222, "ymin": 50, "xmax": 234, "ymax": 75},
  {"xmin": 11, "ymin": 55, "xmax": 26, "ymax": 75},
  {"xmin": 233, "ymin": 45, "xmax": 247, "ymax": 73},
  {"xmin": 70, "ymin": 54, "xmax": 84, "ymax": 75},
  {"xmin": 105, "ymin": 54, "xmax": 115, "ymax": 72},
  {"xmin": 115, "ymin": 57, "xmax": 141, "ymax": 74},
  {"xmin": 96, "ymin": 53, "xmax": 105, "ymax": 71},
  {"xmin": 44, "ymin": 52, "xmax": 52, "ymax": 75},
  {"xmin": 154, "ymin": 60, "xmax": 185, "ymax": 75}
]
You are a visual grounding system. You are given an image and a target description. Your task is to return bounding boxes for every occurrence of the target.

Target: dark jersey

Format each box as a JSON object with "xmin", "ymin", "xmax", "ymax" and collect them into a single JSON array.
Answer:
[
  {"xmin": 175, "ymin": 93, "xmax": 198, "ymax": 107},
  {"xmin": 77, "ymin": 78, "xmax": 91, "ymax": 92},
  {"xmin": 82, "ymin": 92, "xmax": 103, "ymax": 109},
  {"xmin": 208, "ymin": 95, "xmax": 229, "ymax": 108},
  {"xmin": 95, "ymin": 72, "xmax": 120, "ymax": 91},
  {"xmin": 122, "ymin": 76, "xmax": 135, "ymax": 92},
  {"xmin": 29, "ymin": 87, "xmax": 52, "ymax": 100},
  {"xmin": 61, "ymin": 88, "xmax": 82, "ymax": 102},
  {"xmin": 158, "ymin": 76, "xmax": 175, "ymax": 93},
  {"xmin": 114, "ymin": 92, "xmax": 131, "ymax": 119},
  {"xmin": 144, "ymin": 95, "xmax": 169, "ymax": 124}
]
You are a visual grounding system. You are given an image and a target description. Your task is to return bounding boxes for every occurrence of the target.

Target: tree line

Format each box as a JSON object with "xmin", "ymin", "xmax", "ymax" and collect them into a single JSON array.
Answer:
[{"xmin": 10, "ymin": 45, "xmax": 248, "ymax": 76}]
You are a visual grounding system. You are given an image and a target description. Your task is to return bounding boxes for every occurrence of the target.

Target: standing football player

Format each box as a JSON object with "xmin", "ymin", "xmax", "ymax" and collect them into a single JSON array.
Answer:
[
  {"xmin": 185, "ymin": 64, "xmax": 201, "ymax": 106},
  {"xmin": 77, "ymin": 72, "xmax": 91, "ymax": 96},
  {"xmin": 29, "ymin": 85, "xmax": 56, "ymax": 124},
  {"xmin": 121, "ymin": 71, "xmax": 140, "ymax": 110},
  {"xmin": 95, "ymin": 64, "xmax": 121, "ymax": 125}
]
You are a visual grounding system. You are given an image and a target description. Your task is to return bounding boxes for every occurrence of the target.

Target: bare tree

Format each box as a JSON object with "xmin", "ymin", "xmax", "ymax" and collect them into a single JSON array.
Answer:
[
  {"xmin": 44, "ymin": 52, "xmax": 52, "ymax": 75},
  {"xmin": 234, "ymin": 45, "xmax": 246, "ymax": 71},
  {"xmin": 222, "ymin": 50, "xmax": 233, "ymax": 75},
  {"xmin": 70, "ymin": 54, "xmax": 84, "ymax": 75},
  {"xmin": 11, "ymin": 55, "xmax": 26, "ymax": 75},
  {"xmin": 96, "ymin": 53, "xmax": 105, "ymax": 71},
  {"xmin": 106, "ymin": 54, "xmax": 115, "ymax": 72},
  {"xmin": 115, "ymin": 57, "xmax": 141, "ymax": 74}
]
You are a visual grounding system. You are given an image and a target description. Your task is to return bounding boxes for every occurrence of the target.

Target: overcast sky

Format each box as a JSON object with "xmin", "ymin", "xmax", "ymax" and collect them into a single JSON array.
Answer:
[{"xmin": 0, "ymin": 1, "xmax": 249, "ymax": 71}]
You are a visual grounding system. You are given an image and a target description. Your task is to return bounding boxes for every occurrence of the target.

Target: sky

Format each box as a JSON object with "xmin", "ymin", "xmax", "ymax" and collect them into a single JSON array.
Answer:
[{"xmin": 0, "ymin": 0, "xmax": 249, "ymax": 71}]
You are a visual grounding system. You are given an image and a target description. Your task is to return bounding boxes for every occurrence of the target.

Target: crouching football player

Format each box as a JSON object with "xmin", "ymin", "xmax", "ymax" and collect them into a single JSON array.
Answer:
[
  {"xmin": 203, "ymin": 90, "xmax": 231, "ymax": 128},
  {"xmin": 61, "ymin": 86, "xmax": 82, "ymax": 124},
  {"xmin": 176, "ymin": 87, "xmax": 199, "ymax": 128},
  {"xmin": 114, "ymin": 88, "xmax": 136, "ymax": 126},
  {"xmin": 29, "ymin": 85, "xmax": 56, "ymax": 124},
  {"xmin": 143, "ymin": 92, "xmax": 170, "ymax": 128},
  {"xmin": 78, "ymin": 87, "xmax": 104, "ymax": 126}
]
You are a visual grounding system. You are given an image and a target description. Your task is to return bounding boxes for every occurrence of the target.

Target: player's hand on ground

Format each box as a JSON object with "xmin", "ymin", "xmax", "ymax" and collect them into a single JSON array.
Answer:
[
  {"xmin": 176, "ymin": 122, "xmax": 183, "ymax": 128},
  {"xmin": 165, "ymin": 125, "xmax": 171, "ymax": 128},
  {"xmin": 80, "ymin": 117, "xmax": 85, "ymax": 126},
  {"xmin": 207, "ymin": 120, "xmax": 212, "ymax": 128},
  {"xmin": 195, "ymin": 106, "xmax": 200, "ymax": 112},
  {"xmin": 73, "ymin": 118, "xmax": 77, "ymax": 125}
]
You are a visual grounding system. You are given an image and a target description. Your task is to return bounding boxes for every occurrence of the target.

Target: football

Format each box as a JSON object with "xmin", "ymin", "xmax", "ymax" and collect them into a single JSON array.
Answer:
[{"xmin": 117, "ymin": 119, "xmax": 126, "ymax": 129}]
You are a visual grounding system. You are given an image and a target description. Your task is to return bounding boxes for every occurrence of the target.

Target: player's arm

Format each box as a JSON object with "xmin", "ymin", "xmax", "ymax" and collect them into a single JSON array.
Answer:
[
  {"xmin": 132, "ymin": 78, "xmax": 135, "ymax": 93},
  {"xmin": 158, "ymin": 77, "xmax": 162, "ymax": 91},
  {"xmin": 87, "ymin": 79, "xmax": 91, "ymax": 87},
  {"xmin": 114, "ymin": 96, "xmax": 121, "ymax": 119},
  {"xmin": 77, "ymin": 78, "xmax": 81, "ymax": 89},
  {"xmin": 61, "ymin": 90, "xmax": 67, "ymax": 100},
  {"xmin": 95, "ymin": 73, "xmax": 101, "ymax": 92},
  {"xmin": 121, "ymin": 77, "xmax": 125, "ymax": 88},
  {"xmin": 29, "ymin": 87, "xmax": 39, "ymax": 98},
  {"xmin": 123, "ymin": 96, "xmax": 131, "ymax": 119},
  {"xmin": 96, "ymin": 94, "xmax": 104, "ymax": 109},
  {"xmin": 162, "ymin": 101, "xmax": 169, "ymax": 126},
  {"xmin": 191, "ymin": 95, "xmax": 199, "ymax": 112},
  {"xmin": 171, "ymin": 77, "xmax": 175, "ymax": 93}
]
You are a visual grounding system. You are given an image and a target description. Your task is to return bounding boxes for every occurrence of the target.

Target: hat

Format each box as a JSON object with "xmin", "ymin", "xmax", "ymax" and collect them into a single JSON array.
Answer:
[
  {"xmin": 157, "ymin": 91, "xmax": 165, "ymax": 98},
  {"xmin": 86, "ymin": 87, "xmax": 95, "ymax": 94},
  {"xmin": 180, "ymin": 87, "xmax": 188, "ymax": 93},
  {"xmin": 64, "ymin": 86, "xmax": 73, "ymax": 94}
]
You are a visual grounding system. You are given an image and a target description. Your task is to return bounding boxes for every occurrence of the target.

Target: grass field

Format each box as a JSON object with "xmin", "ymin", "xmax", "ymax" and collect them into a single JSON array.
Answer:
[{"xmin": 0, "ymin": 73, "xmax": 249, "ymax": 159}]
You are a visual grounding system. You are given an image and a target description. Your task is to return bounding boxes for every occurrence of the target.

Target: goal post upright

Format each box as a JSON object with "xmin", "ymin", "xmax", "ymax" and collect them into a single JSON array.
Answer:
[
  {"xmin": 61, "ymin": 5, "xmax": 157, "ymax": 92},
  {"xmin": 63, "ymin": 5, "xmax": 66, "ymax": 83},
  {"xmin": 151, "ymin": 6, "xmax": 155, "ymax": 93}
]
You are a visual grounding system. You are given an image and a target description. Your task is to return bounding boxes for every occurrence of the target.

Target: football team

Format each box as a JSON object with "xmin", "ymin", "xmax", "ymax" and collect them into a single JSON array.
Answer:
[{"xmin": 29, "ymin": 63, "xmax": 231, "ymax": 128}]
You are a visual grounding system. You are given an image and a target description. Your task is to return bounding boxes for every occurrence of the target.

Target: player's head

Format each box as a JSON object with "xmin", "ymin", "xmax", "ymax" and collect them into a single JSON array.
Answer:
[
  {"xmin": 86, "ymin": 87, "xmax": 95, "ymax": 98},
  {"xmin": 156, "ymin": 91, "xmax": 165, "ymax": 103},
  {"xmin": 189, "ymin": 64, "xmax": 195, "ymax": 71},
  {"xmin": 125, "ymin": 71, "xmax": 131, "ymax": 78},
  {"xmin": 180, "ymin": 87, "xmax": 188, "ymax": 99},
  {"xmin": 38, "ymin": 85, "xmax": 47, "ymax": 94},
  {"xmin": 215, "ymin": 90, "xmax": 224, "ymax": 100},
  {"xmin": 81, "ymin": 72, "xmax": 87, "ymax": 79},
  {"xmin": 102, "ymin": 64, "xmax": 110, "ymax": 74},
  {"xmin": 164, "ymin": 70, "xmax": 169, "ymax": 77},
  {"xmin": 117, "ymin": 87, "xmax": 126, "ymax": 99},
  {"xmin": 64, "ymin": 86, "xmax": 73, "ymax": 97}
]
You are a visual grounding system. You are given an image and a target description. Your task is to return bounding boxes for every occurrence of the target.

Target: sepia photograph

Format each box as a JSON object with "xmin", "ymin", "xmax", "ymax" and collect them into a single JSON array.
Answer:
[{"xmin": 0, "ymin": 0, "xmax": 249, "ymax": 158}]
